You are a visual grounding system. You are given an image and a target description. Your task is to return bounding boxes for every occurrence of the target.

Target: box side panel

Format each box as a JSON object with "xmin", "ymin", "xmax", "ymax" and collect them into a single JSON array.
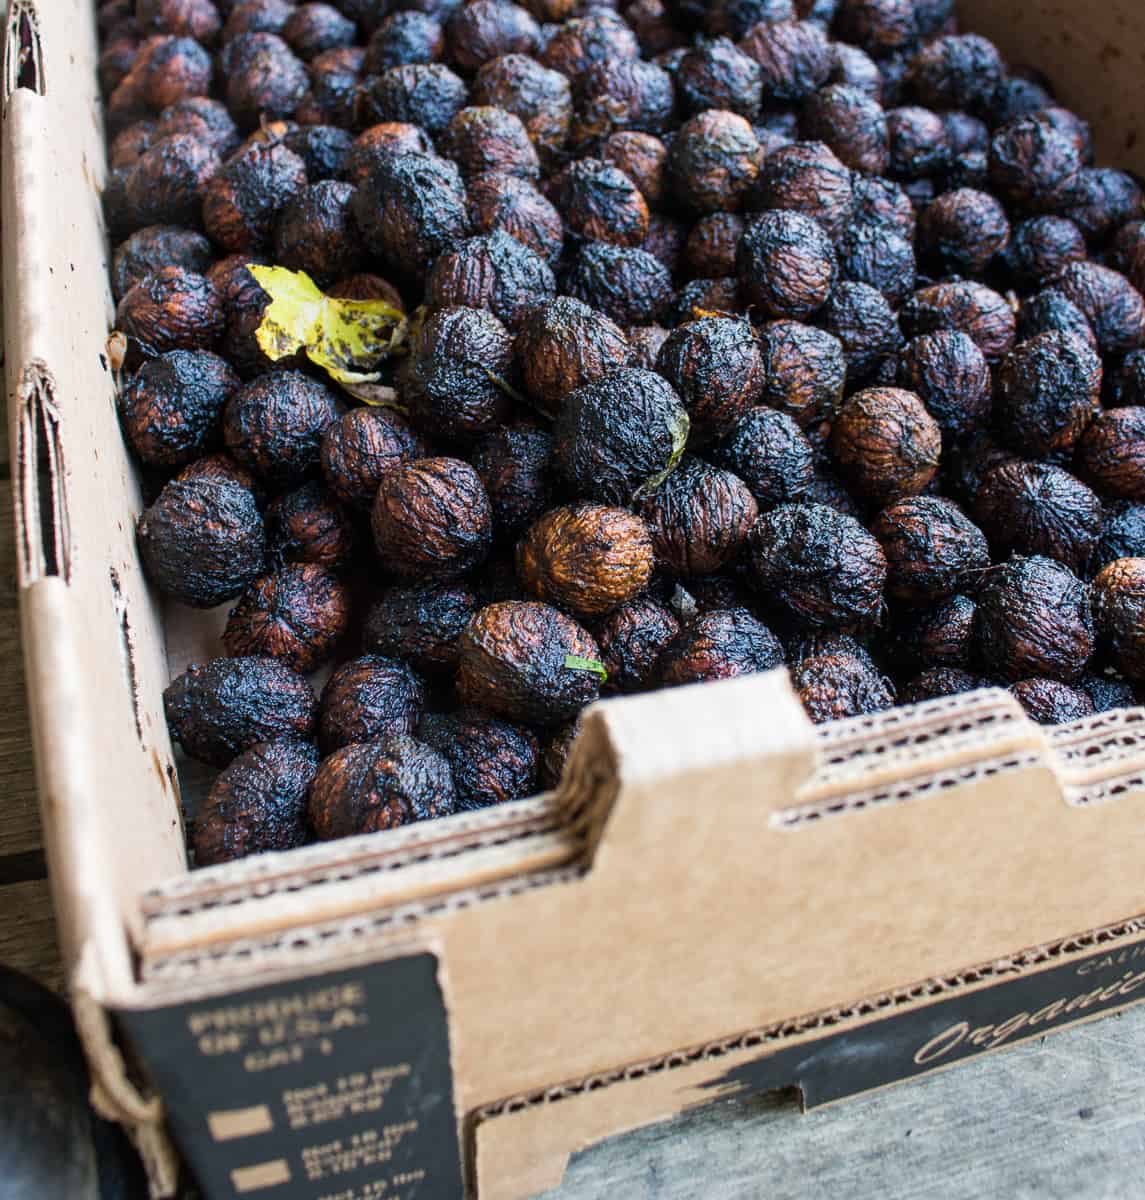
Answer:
[
  {"xmin": 118, "ymin": 951, "xmax": 465, "ymax": 1200},
  {"xmin": 473, "ymin": 932, "xmax": 1145, "ymax": 1200},
  {"xmin": 957, "ymin": 0, "xmax": 1145, "ymax": 175},
  {"xmin": 1, "ymin": 0, "xmax": 186, "ymax": 996}
]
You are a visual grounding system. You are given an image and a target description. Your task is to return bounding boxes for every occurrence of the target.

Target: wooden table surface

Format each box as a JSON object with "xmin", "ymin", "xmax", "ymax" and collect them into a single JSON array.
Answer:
[{"xmin": 2, "ymin": 436, "xmax": 1144, "ymax": 1196}]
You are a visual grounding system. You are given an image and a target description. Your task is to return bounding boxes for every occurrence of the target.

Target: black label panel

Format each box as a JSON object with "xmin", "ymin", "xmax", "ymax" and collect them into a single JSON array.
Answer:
[
  {"xmin": 119, "ymin": 953, "xmax": 463, "ymax": 1200},
  {"xmin": 699, "ymin": 937, "xmax": 1145, "ymax": 1109}
]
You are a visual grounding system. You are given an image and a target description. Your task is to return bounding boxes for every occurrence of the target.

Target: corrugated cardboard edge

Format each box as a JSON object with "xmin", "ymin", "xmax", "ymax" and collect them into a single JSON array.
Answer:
[{"xmin": 2, "ymin": 3, "xmax": 183, "ymax": 1191}]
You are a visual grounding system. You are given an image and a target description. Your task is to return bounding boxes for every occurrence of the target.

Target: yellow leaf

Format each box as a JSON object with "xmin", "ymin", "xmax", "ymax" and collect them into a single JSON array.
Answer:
[{"xmin": 248, "ymin": 265, "xmax": 409, "ymax": 386}]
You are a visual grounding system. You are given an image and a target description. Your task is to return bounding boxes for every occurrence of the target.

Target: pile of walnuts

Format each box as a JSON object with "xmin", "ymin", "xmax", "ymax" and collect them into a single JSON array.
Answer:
[{"xmin": 103, "ymin": 0, "xmax": 1145, "ymax": 863}]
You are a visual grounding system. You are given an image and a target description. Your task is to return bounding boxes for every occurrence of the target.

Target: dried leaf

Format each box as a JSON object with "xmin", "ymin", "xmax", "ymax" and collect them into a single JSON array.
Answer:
[{"xmin": 249, "ymin": 265, "xmax": 408, "ymax": 386}]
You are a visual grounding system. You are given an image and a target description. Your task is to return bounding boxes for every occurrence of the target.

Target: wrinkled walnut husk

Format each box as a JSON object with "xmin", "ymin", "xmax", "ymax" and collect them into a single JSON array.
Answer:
[
  {"xmin": 309, "ymin": 734, "xmax": 457, "ymax": 840},
  {"xmin": 164, "ymin": 655, "xmax": 317, "ymax": 766},
  {"xmin": 193, "ymin": 739, "xmax": 318, "ymax": 865}
]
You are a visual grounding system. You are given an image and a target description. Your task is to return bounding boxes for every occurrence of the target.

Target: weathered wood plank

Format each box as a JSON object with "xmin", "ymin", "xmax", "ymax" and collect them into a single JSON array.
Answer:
[
  {"xmin": 0, "ymin": 879, "xmax": 63, "ymax": 993},
  {"xmin": 544, "ymin": 1004, "xmax": 1145, "ymax": 1199}
]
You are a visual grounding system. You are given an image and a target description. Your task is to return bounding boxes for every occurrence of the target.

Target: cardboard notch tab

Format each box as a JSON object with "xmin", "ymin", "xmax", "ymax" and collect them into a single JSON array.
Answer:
[
  {"xmin": 3, "ymin": 0, "xmax": 43, "ymax": 97},
  {"xmin": 15, "ymin": 363, "xmax": 71, "ymax": 585}
]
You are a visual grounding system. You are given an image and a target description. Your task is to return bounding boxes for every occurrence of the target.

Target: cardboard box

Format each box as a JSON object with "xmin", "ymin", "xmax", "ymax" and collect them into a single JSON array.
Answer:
[{"xmin": 5, "ymin": 0, "xmax": 1145, "ymax": 1196}]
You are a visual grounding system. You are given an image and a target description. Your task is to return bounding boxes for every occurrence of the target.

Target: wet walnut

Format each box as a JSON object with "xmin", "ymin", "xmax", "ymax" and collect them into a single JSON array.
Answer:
[
  {"xmin": 655, "ymin": 317, "xmax": 762, "ymax": 441},
  {"xmin": 885, "ymin": 106, "xmax": 949, "ymax": 181},
  {"xmin": 600, "ymin": 132, "xmax": 668, "ymax": 209},
  {"xmin": 223, "ymin": 371, "xmax": 344, "ymax": 488},
  {"xmin": 309, "ymin": 734, "xmax": 457, "ymax": 840},
  {"xmin": 223, "ymin": 564, "xmax": 351, "ymax": 672},
  {"xmin": 115, "ymin": 267, "xmax": 224, "ymax": 353},
  {"xmin": 471, "ymin": 424, "xmax": 553, "ymax": 538},
  {"xmin": 749, "ymin": 140, "xmax": 853, "ymax": 240},
  {"xmin": 445, "ymin": 0, "xmax": 541, "ymax": 71},
  {"xmin": 994, "ymin": 332, "xmax": 1100, "ymax": 458},
  {"xmin": 123, "ymin": 134, "xmax": 219, "ymax": 227},
  {"xmin": 737, "ymin": 17, "xmax": 832, "ymax": 103},
  {"xmin": 988, "ymin": 111, "xmax": 1083, "ymax": 212},
  {"xmin": 192, "ymin": 739, "xmax": 318, "ymax": 866},
  {"xmin": 666, "ymin": 110, "xmax": 763, "ymax": 213},
  {"xmin": 137, "ymin": 476, "xmax": 266, "ymax": 607},
  {"xmin": 552, "ymin": 368, "xmax": 689, "ymax": 505},
  {"xmin": 1093, "ymin": 504, "xmax": 1145, "ymax": 573},
  {"xmin": 356, "ymin": 63, "xmax": 468, "ymax": 135},
  {"xmin": 974, "ymin": 556, "xmax": 1094, "ymax": 683},
  {"xmin": 555, "ymin": 158, "xmax": 649, "ymax": 248},
  {"xmin": 440, "ymin": 106, "xmax": 540, "ymax": 181},
  {"xmin": 736, "ymin": 210, "xmax": 837, "ymax": 320},
  {"xmin": 658, "ymin": 607, "xmax": 783, "ymax": 687},
  {"xmin": 111, "ymin": 225, "xmax": 214, "ymax": 303},
  {"xmin": 683, "ymin": 213, "xmax": 745, "ymax": 280},
  {"xmin": 562, "ymin": 242, "xmax": 673, "ymax": 326},
  {"xmin": 318, "ymin": 655, "xmax": 426, "ymax": 752},
  {"xmin": 626, "ymin": 324, "xmax": 670, "ymax": 371},
  {"xmin": 466, "ymin": 172, "xmax": 564, "ymax": 264},
  {"xmin": 1054, "ymin": 261, "xmax": 1145, "ymax": 357},
  {"xmin": 265, "ymin": 481, "xmax": 355, "ymax": 570},
  {"xmin": 371, "ymin": 457, "xmax": 493, "ymax": 582},
  {"xmin": 164, "ymin": 655, "xmax": 317, "ymax": 766},
  {"xmin": 1091, "ymin": 558, "xmax": 1145, "ymax": 681},
  {"xmin": 666, "ymin": 276, "xmax": 742, "ymax": 324},
  {"xmin": 176, "ymin": 453, "xmax": 264, "ymax": 506},
  {"xmin": 419, "ymin": 709, "xmax": 539, "ymax": 809},
  {"xmin": 1009, "ymin": 678, "xmax": 1094, "ymax": 726},
  {"xmin": 220, "ymin": 32, "xmax": 308, "ymax": 128},
  {"xmin": 900, "ymin": 281, "xmax": 1016, "ymax": 363},
  {"xmin": 471, "ymin": 53, "xmax": 573, "ymax": 160},
  {"xmin": 282, "ymin": 3, "xmax": 356, "ymax": 59},
  {"xmin": 836, "ymin": 222, "xmax": 916, "ymax": 308},
  {"xmin": 755, "ymin": 321, "xmax": 845, "ymax": 431},
  {"xmin": 896, "ymin": 593, "xmax": 976, "ymax": 670},
  {"xmin": 1017, "ymin": 289, "xmax": 1096, "ymax": 353},
  {"xmin": 363, "ymin": 11, "xmax": 445, "ymax": 70},
  {"xmin": 273, "ymin": 181, "xmax": 364, "ymax": 286},
  {"xmin": 363, "ymin": 583, "xmax": 478, "ymax": 675},
  {"xmin": 320, "ymin": 407, "xmax": 423, "ymax": 509},
  {"xmin": 569, "ymin": 58, "xmax": 675, "ymax": 147},
  {"xmin": 711, "ymin": 408, "xmax": 814, "ymax": 511},
  {"xmin": 676, "ymin": 36, "xmax": 762, "ymax": 119},
  {"xmin": 819, "ymin": 280, "xmax": 903, "ymax": 382},
  {"xmin": 118, "ymin": 349, "xmax": 239, "ymax": 468},
  {"xmin": 351, "ymin": 152, "xmax": 469, "ymax": 281},
  {"xmin": 344, "ymin": 122, "xmax": 435, "ymax": 189},
  {"xmin": 791, "ymin": 652, "xmax": 895, "ymax": 724},
  {"xmin": 202, "ymin": 141, "xmax": 308, "ymax": 253},
  {"xmin": 829, "ymin": 387, "xmax": 941, "ymax": 507},
  {"xmin": 636, "ymin": 457, "xmax": 758, "ymax": 576},
  {"xmin": 898, "ymin": 666, "xmax": 990, "ymax": 705},
  {"xmin": 425, "ymin": 230, "xmax": 555, "ymax": 331},
  {"xmin": 896, "ymin": 331, "xmax": 990, "ymax": 443},
  {"xmin": 1074, "ymin": 408, "xmax": 1145, "ymax": 502},
  {"xmin": 973, "ymin": 461, "xmax": 1101, "ymax": 574},
  {"xmin": 515, "ymin": 297, "xmax": 630, "ymax": 417},
  {"xmin": 594, "ymin": 597, "xmax": 681, "ymax": 693},
  {"xmin": 1002, "ymin": 216, "xmax": 1086, "ymax": 290},
  {"xmin": 870, "ymin": 497, "xmax": 988, "ymax": 604},
  {"xmin": 917, "ymin": 188, "xmax": 1010, "ymax": 277},
  {"xmin": 457, "ymin": 601, "xmax": 602, "ymax": 724},
  {"xmin": 800, "ymin": 83, "xmax": 888, "ymax": 176},
  {"xmin": 750, "ymin": 503, "xmax": 887, "ymax": 629},
  {"xmin": 402, "ymin": 305, "xmax": 514, "ymax": 441},
  {"xmin": 1080, "ymin": 672, "xmax": 1137, "ymax": 714},
  {"xmin": 518, "ymin": 504, "xmax": 654, "ymax": 618}
]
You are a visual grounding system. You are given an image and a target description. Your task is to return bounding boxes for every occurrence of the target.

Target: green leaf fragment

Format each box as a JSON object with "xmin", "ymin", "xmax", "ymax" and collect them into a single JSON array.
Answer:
[
  {"xmin": 564, "ymin": 655, "xmax": 608, "ymax": 681},
  {"xmin": 249, "ymin": 264, "xmax": 409, "ymax": 386}
]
